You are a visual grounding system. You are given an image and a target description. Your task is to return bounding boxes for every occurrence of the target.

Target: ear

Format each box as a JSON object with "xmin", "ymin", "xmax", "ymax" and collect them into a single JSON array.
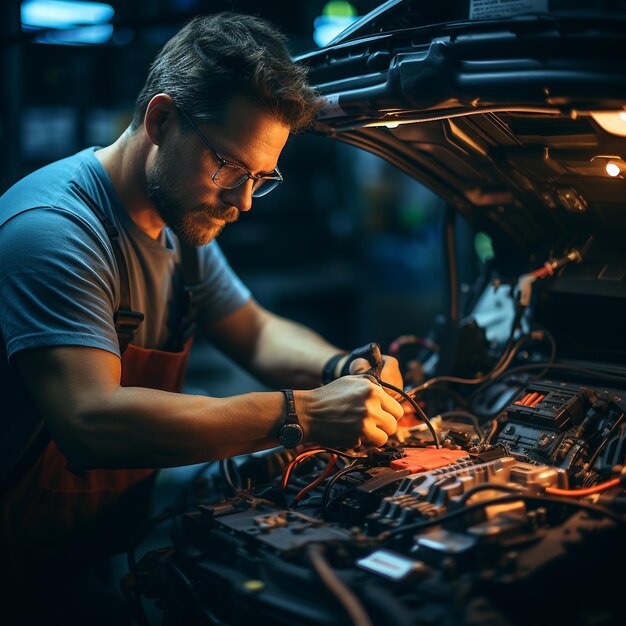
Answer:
[{"xmin": 144, "ymin": 94, "xmax": 176, "ymax": 146}]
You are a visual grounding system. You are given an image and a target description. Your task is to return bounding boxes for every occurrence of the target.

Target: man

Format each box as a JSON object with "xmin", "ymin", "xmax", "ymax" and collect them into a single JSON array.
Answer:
[{"xmin": 0, "ymin": 12, "xmax": 403, "ymax": 622}]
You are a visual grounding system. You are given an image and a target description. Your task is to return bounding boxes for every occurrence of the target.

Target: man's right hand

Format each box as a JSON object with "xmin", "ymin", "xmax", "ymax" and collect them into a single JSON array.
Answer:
[{"xmin": 294, "ymin": 376, "xmax": 404, "ymax": 448}]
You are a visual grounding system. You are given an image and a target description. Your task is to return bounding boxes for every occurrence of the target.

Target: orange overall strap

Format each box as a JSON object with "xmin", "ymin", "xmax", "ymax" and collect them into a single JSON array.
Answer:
[{"xmin": 1, "ymin": 337, "xmax": 193, "ymax": 576}]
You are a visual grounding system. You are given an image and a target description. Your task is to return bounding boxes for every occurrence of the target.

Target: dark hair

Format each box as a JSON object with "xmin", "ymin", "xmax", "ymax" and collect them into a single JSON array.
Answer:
[{"xmin": 131, "ymin": 13, "xmax": 321, "ymax": 133}]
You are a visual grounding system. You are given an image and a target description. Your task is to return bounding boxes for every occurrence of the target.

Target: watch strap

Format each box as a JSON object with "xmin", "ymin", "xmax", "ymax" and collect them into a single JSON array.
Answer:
[
  {"xmin": 278, "ymin": 389, "xmax": 303, "ymax": 448},
  {"xmin": 322, "ymin": 353, "xmax": 345, "ymax": 385},
  {"xmin": 281, "ymin": 389, "xmax": 298, "ymax": 423}
]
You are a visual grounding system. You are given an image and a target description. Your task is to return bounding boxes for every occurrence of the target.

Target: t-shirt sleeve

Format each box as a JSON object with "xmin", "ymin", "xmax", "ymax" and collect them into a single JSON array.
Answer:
[
  {"xmin": 0, "ymin": 207, "xmax": 121, "ymax": 361},
  {"xmin": 191, "ymin": 241, "xmax": 251, "ymax": 323}
]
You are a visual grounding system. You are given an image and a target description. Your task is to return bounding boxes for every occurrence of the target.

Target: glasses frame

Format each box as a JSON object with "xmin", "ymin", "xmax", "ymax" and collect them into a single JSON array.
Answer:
[{"xmin": 177, "ymin": 107, "xmax": 283, "ymax": 198}]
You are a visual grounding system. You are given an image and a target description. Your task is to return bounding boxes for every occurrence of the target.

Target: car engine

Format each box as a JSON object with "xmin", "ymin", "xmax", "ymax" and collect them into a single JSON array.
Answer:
[{"xmin": 123, "ymin": 304, "xmax": 626, "ymax": 625}]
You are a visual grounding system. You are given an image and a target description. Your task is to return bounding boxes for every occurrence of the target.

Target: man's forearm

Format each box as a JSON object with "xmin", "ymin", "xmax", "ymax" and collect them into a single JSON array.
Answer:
[
  {"xmin": 18, "ymin": 342, "xmax": 403, "ymax": 470},
  {"xmin": 63, "ymin": 386, "xmax": 287, "ymax": 469},
  {"xmin": 250, "ymin": 314, "xmax": 345, "ymax": 389}
]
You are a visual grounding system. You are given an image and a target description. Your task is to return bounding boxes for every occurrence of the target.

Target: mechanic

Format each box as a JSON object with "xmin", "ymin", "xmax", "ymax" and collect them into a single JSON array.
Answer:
[{"xmin": 0, "ymin": 12, "xmax": 403, "ymax": 623}]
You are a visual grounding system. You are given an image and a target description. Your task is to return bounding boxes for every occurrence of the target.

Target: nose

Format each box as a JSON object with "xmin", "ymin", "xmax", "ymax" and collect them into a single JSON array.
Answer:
[{"xmin": 220, "ymin": 179, "xmax": 254, "ymax": 213}]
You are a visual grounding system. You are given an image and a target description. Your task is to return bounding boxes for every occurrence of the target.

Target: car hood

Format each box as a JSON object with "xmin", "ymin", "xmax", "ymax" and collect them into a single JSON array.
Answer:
[{"xmin": 297, "ymin": 0, "xmax": 626, "ymax": 278}]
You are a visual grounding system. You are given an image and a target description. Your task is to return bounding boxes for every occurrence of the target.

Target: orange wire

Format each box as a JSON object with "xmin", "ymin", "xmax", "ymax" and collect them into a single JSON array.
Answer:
[
  {"xmin": 514, "ymin": 393, "xmax": 532, "ymax": 406},
  {"xmin": 545, "ymin": 478, "xmax": 621, "ymax": 497},
  {"xmin": 281, "ymin": 448, "xmax": 326, "ymax": 490},
  {"xmin": 514, "ymin": 392, "xmax": 545, "ymax": 407},
  {"xmin": 524, "ymin": 392, "xmax": 540, "ymax": 406},
  {"xmin": 294, "ymin": 455, "xmax": 338, "ymax": 501},
  {"xmin": 530, "ymin": 394, "xmax": 545, "ymax": 407}
]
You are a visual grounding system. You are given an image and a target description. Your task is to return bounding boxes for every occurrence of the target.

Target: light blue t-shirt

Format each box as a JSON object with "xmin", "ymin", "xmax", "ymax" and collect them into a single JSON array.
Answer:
[{"xmin": 0, "ymin": 147, "xmax": 251, "ymax": 476}]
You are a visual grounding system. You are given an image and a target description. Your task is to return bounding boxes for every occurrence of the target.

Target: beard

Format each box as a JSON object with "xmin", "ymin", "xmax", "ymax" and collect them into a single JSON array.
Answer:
[{"xmin": 146, "ymin": 149, "xmax": 239, "ymax": 247}]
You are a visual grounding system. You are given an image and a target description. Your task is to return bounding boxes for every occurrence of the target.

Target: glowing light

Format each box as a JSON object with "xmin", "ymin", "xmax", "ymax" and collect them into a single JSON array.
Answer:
[
  {"xmin": 21, "ymin": 1, "xmax": 114, "ymax": 45},
  {"xmin": 35, "ymin": 23, "xmax": 113, "ymax": 45},
  {"xmin": 322, "ymin": 1, "xmax": 357, "ymax": 17},
  {"xmin": 21, "ymin": 0, "xmax": 114, "ymax": 29},
  {"xmin": 590, "ymin": 111, "xmax": 626, "ymax": 137},
  {"xmin": 385, "ymin": 122, "xmax": 399, "ymax": 129},
  {"xmin": 314, "ymin": 1, "xmax": 359, "ymax": 47},
  {"xmin": 474, "ymin": 232, "xmax": 495, "ymax": 262},
  {"xmin": 606, "ymin": 161, "xmax": 621, "ymax": 177}
]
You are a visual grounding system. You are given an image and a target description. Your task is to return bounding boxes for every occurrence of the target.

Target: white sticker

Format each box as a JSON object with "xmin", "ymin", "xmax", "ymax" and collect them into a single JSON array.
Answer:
[
  {"xmin": 470, "ymin": 0, "xmax": 549, "ymax": 21},
  {"xmin": 318, "ymin": 93, "xmax": 346, "ymax": 119},
  {"xmin": 356, "ymin": 549, "xmax": 421, "ymax": 581}
]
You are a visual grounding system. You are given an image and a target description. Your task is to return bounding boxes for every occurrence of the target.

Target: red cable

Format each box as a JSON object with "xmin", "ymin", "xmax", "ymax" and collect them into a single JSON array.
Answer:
[
  {"xmin": 294, "ymin": 455, "xmax": 338, "ymax": 501},
  {"xmin": 523, "ymin": 392, "xmax": 540, "ymax": 406},
  {"xmin": 281, "ymin": 449, "xmax": 326, "ymax": 490},
  {"xmin": 514, "ymin": 393, "xmax": 532, "ymax": 406},
  {"xmin": 545, "ymin": 478, "xmax": 621, "ymax": 497}
]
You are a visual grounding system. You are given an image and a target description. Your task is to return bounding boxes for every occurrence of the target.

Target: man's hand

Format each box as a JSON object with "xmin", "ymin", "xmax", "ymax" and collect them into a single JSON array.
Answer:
[
  {"xmin": 295, "ymin": 376, "xmax": 404, "ymax": 448},
  {"xmin": 348, "ymin": 354, "xmax": 403, "ymax": 390}
]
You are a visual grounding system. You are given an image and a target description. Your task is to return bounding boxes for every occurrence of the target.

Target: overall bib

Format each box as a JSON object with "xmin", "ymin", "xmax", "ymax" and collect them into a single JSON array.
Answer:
[{"xmin": 1, "ymin": 337, "xmax": 193, "ymax": 571}]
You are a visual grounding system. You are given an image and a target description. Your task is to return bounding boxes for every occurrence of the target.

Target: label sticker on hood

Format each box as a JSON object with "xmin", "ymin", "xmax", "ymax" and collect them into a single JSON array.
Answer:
[
  {"xmin": 470, "ymin": 0, "xmax": 548, "ymax": 20},
  {"xmin": 318, "ymin": 94, "xmax": 346, "ymax": 119}
]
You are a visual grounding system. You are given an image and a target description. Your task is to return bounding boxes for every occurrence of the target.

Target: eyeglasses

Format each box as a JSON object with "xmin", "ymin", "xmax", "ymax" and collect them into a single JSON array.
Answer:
[{"xmin": 178, "ymin": 107, "xmax": 283, "ymax": 198}]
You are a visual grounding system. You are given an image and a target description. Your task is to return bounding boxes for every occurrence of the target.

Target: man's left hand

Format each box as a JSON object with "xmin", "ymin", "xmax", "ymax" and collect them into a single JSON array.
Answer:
[{"xmin": 348, "ymin": 354, "xmax": 403, "ymax": 393}]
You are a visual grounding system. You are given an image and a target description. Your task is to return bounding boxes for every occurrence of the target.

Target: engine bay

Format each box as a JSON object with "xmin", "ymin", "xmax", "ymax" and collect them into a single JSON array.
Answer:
[{"xmin": 123, "ymin": 259, "xmax": 626, "ymax": 625}]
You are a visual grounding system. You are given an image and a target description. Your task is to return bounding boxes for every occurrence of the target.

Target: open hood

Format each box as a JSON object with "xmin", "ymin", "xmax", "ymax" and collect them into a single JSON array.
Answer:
[{"xmin": 297, "ymin": 0, "xmax": 626, "ymax": 277}]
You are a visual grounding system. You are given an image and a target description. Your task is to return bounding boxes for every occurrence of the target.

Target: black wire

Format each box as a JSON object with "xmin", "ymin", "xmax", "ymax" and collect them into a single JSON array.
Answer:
[
  {"xmin": 381, "ymin": 493, "xmax": 626, "ymax": 540},
  {"xmin": 283, "ymin": 451, "xmax": 347, "ymax": 497},
  {"xmin": 321, "ymin": 464, "xmax": 368, "ymax": 513},
  {"xmin": 405, "ymin": 328, "xmax": 531, "ymax": 396},
  {"xmin": 468, "ymin": 333, "xmax": 557, "ymax": 419},
  {"xmin": 306, "ymin": 544, "xmax": 374, "ymax": 626},
  {"xmin": 323, "ymin": 483, "xmax": 362, "ymax": 513},
  {"xmin": 583, "ymin": 412, "xmax": 625, "ymax": 474},
  {"xmin": 498, "ymin": 363, "xmax": 626, "ymax": 384},
  {"xmin": 423, "ymin": 385, "xmax": 469, "ymax": 409},
  {"xmin": 314, "ymin": 447, "xmax": 366, "ymax": 460},
  {"xmin": 466, "ymin": 330, "xmax": 557, "ymax": 409},
  {"xmin": 379, "ymin": 380, "xmax": 440, "ymax": 448},
  {"xmin": 438, "ymin": 410, "xmax": 484, "ymax": 441},
  {"xmin": 458, "ymin": 482, "xmax": 525, "ymax": 504},
  {"xmin": 476, "ymin": 362, "xmax": 626, "ymax": 393}
]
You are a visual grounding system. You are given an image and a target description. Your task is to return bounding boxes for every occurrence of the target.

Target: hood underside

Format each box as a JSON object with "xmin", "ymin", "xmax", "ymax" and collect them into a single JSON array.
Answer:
[{"xmin": 298, "ymin": 3, "xmax": 626, "ymax": 275}]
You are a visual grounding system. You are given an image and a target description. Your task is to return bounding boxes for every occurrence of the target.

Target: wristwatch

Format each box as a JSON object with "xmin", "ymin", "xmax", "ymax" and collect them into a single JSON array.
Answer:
[{"xmin": 278, "ymin": 389, "xmax": 304, "ymax": 448}]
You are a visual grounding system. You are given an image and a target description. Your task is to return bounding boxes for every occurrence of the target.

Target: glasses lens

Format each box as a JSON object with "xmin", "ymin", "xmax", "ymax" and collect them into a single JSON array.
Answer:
[
  {"xmin": 252, "ymin": 178, "xmax": 281, "ymax": 198},
  {"xmin": 213, "ymin": 163, "xmax": 282, "ymax": 197},
  {"xmin": 213, "ymin": 164, "xmax": 249, "ymax": 189}
]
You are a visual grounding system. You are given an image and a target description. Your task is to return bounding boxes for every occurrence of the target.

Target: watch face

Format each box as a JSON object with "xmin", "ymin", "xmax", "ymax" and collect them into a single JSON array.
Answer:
[{"xmin": 279, "ymin": 424, "xmax": 304, "ymax": 448}]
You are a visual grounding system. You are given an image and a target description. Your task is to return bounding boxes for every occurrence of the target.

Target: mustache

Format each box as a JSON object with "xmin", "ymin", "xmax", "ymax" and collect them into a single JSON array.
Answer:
[{"xmin": 193, "ymin": 204, "xmax": 239, "ymax": 224}]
